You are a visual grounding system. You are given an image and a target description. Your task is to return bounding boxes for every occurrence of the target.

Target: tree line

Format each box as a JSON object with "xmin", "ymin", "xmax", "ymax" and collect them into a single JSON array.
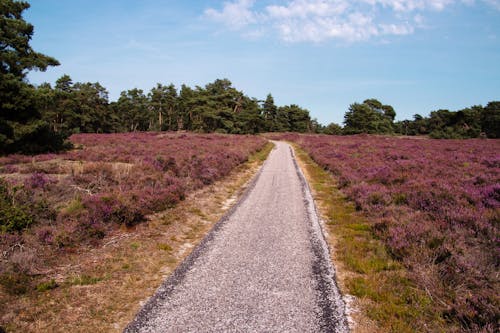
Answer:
[
  {"xmin": 35, "ymin": 76, "xmax": 314, "ymax": 137},
  {"xmin": 394, "ymin": 103, "xmax": 499, "ymax": 139},
  {"xmin": 341, "ymin": 99, "xmax": 499, "ymax": 139}
]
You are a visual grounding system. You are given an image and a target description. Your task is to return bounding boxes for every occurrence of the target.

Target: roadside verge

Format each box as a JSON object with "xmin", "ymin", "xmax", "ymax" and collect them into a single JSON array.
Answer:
[{"xmin": 291, "ymin": 143, "xmax": 442, "ymax": 333}]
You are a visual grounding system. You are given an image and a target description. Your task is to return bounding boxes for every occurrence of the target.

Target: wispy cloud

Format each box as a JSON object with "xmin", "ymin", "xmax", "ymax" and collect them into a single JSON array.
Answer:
[
  {"xmin": 205, "ymin": 0, "xmax": 499, "ymax": 42},
  {"xmin": 204, "ymin": 0, "xmax": 259, "ymax": 30},
  {"xmin": 483, "ymin": 0, "xmax": 500, "ymax": 10}
]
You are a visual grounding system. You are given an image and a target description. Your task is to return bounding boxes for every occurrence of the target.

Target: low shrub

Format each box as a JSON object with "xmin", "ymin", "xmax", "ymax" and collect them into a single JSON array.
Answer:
[
  {"xmin": 0, "ymin": 180, "xmax": 33, "ymax": 233},
  {"xmin": 278, "ymin": 134, "xmax": 499, "ymax": 331}
]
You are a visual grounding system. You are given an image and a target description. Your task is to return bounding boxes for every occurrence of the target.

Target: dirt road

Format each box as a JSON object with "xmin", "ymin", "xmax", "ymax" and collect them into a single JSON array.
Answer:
[{"xmin": 124, "ymin": 142, "xmax": 348, "ymax": 332}]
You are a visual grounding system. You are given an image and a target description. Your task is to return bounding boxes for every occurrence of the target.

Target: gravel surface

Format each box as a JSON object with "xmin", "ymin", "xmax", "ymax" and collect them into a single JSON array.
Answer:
[{"xmin": 124, "ymin": 142, "xmax": 348, "ymax": 333}]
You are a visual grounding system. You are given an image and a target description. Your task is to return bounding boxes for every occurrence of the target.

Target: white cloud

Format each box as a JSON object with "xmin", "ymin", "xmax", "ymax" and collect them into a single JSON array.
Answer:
[
  {"xmin": 205, "ymin": 0, "xmax": 500, "ymax": 42},
  {"xmin": 266, "ymin": 0, "xmax": 349, "ymax": 19},
  {"xmin": 204, "ymin": 0, "xmax": 258, "ymax": 30},
  {"xmin": 371, "ymin": 0, "xmax": 455, "ymax": 12}
]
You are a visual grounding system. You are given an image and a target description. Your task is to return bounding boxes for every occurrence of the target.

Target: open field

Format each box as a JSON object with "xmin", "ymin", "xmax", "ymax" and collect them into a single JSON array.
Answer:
[
  {"xmin": 0, "ymin": 133, "xmax": 269, "ymax": 332},
  {"xmin": 2, "ymin": 132, "xmax": 498, "ymax": 332},
  {"xmin": 272, "ymin": 133, "xmax": 499, "ymax": 332}
]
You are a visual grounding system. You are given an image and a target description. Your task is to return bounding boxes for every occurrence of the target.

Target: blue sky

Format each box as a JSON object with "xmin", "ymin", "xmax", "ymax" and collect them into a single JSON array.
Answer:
[{"xmin": 26, "ymin": 0, "xmax": 500, "ymax": 125}]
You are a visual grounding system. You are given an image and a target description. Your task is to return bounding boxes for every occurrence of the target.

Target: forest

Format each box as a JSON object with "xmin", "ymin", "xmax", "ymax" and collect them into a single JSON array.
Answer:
[{"xmin": 33, "ymin": 76, "xmax": 314, "ymax": 137}]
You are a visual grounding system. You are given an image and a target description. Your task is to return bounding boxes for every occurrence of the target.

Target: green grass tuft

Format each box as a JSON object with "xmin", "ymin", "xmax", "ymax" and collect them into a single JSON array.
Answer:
[
  {"xmin": 36, "ymin": 279, "xmax": 58, "ymax": 292},
  {"xmin": 157, "ymin": 243, "xmax": 173, "ymax": 251}
]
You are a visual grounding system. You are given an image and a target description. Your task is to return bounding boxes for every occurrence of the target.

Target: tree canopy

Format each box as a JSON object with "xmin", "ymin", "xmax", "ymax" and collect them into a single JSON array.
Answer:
[
  {"xmin": 343, "ymin": 99, "xmax": 395, "ymax": 134},
  {"xmin": 394, "ymin": 102, "xmax": 500, "ymax": 139},
  {"xmin": 0, "ymin": 0, "xmax": 63, "ymax": 154},
  {"xmin": 30, "ymin": 75, "xmax": 315, "ymax": 138}
]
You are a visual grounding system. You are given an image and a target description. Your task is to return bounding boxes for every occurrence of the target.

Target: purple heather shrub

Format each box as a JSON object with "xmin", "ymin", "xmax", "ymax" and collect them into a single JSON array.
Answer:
[
  {"xmin": 0, "ymin": 164, "xmax": 18, "ymax": 174},
  {"xmin": 366, "ymin": 165, "xmax": 396, "ymax": 185},
  {"xmin": 1, "ymin": 133, "xmax": 266, "ymax": 268},
  {"xmin": 481, "ymin": 156, "xmax": 500, "ymax": 168},
  {"xmin": 36, "ymin": 226, "xmax": 54, "ymax": 245},
  {"xmin": 346, "ymin": 182, "xmax": 391, "ymax": 211},
  {"xmin": 273, "ymin": 133, "xmax": 500, "ymax": 330},
  {"xmin": 83, "ymin": 193, "xmax": 143, "ymax": 227},
  {"xmin": 480, "ymin": 184, "xmax": 500, "ymax": 209},
  {"xmin": 83, "ymin": 194, "xmax": 116, "ymax": 222},
  {"xmin": 33, "ymin": 153, "xmax": 59, "ymax": 163},
  {"xmin": 24, "ymin": 172, "xmax": 50, "ymax": 189}
]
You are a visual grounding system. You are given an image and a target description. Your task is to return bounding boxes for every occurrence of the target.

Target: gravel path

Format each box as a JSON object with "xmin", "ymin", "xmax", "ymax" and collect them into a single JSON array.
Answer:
[{"xmin": 124, "ymin": 142, "xmax": 348, "ymax": 333}]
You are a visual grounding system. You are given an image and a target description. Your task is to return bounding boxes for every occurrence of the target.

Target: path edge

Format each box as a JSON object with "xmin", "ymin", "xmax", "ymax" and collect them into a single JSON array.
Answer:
[
  {"xmin": 289, "ymin": 144, "xmax": 350, "ymax": 333},
  {"xmin": 123, "ymin": 143, "xmax": 275, "ymax": 333}
]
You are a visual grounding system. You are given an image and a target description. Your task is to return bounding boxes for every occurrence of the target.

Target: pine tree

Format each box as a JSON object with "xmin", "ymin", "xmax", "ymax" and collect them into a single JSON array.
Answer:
[{"xmin": 0, "ymin": 0, "xmax": 63, "ymax": 154}]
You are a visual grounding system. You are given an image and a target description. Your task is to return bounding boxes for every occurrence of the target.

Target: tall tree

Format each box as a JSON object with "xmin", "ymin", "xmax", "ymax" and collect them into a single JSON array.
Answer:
[
  {"xmin": 72, "ymin": 81, "xmax": 110, "ymax": 133},
  {"xmin": 262, "ymin": 94, "xmax": 278, "ymax": 131},
  {"xmin": 51, "ymin": 75, "xmax": 78, "ymax": 134},
  {"xmin": 202, "ymin": 79, "xmax": 239, "ymax": 133},
  {"xmin": 343, "ymin": 99, "xmax": 395, "ymax": 134},
  {"xmin": 234, "ymin": 97, "xmax": 262, "ymax": 134},
  {"xmin": 283, "ymin": 104, "xmax": 311, "ymax": 132},
  {"xmin": 149, "ymin": 83, "xmax": 178, "ymax": 131},
  {"xmin": 116, "ymin": 89, "xmax": 150, "ymax": 131},
  {"xmin": 1, "ymin": 0, "xmax": 63, "ymax": 154}
]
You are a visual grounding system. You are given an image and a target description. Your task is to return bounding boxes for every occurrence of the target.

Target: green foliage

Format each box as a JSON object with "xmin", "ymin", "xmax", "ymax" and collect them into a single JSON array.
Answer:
[
  {"xmin": 0, "ymin": 180, "xmax": 33, "ymax": 232},
  {"xmin": 0, "ymin": 0, "xmax": 66, "ymax": 155},
  {"xmin": 481, "ymin": 101, "xmax": 500, "ymax": 138},
  {"xmin": 323, "ymin": 122, "xmax": 343, "ymax": 135},
  {"xmin": 115, "ymin": 88, "xmax": 150, "ymax": 132},
  {"xmin": 149, "ymin": 83, "xmax": 178, "ymax": 131},
  {"xmin": 36, "ymin": 279, "xmax": 58, "ymax": 292},
  {"xmin": 0, "ymin": 1, "xmax": 59, "ymax": 78},
  {"xmin": 262, "ymin": 94, "xmax": 278, "ymax": 131},
  {"xmin": 395, "ymin": 102, "xmax": 499, "ymax": 138},
  {"xmin": 279, "ymin": 104, "xmax": 312, "ymax": 132},
  {"xmin": 64, "ymin": 198, "xmax": 84, "ymax": 215},
  {"xmin": 343, "ymin": 99, "xmax": 395, "ymax": 134},
  {"xmin": 32, "ymin": 77, "xmax": 317, "ymax": 135}
]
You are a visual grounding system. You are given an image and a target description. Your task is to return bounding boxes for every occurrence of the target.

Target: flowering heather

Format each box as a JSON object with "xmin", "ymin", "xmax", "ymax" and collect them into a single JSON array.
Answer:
[
  {"xmin": 276, "ymin": 133, "xmax": 499, "ymax": 331},
  {"xmin": 24, "ymin": 172, "xmax": 51, "ymax": 189},
  {"xmin": 0, "ymin": 132, "xmax": 265, "ymax": 247}
]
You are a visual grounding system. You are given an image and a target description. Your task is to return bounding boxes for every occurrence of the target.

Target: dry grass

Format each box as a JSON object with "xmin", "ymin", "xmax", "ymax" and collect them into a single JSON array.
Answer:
[
  {"xmin": 0, "ymin": 142, "xmax": 274, "ymax": 332},
  {"xmin": 291, "ymin": 144, "xmax": 447, "ymax": 333}
]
